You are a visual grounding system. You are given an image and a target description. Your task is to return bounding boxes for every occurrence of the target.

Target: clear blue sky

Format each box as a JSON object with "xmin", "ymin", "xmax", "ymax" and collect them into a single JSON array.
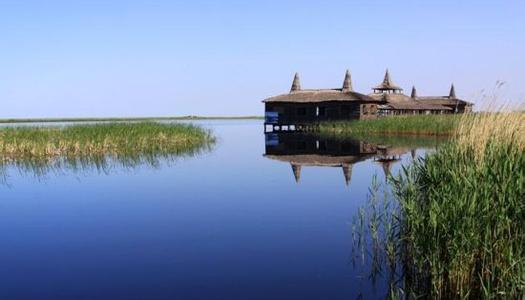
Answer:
[{"xmin": 1, "ymin": 0, "xmax": 524, "ymax": 118}]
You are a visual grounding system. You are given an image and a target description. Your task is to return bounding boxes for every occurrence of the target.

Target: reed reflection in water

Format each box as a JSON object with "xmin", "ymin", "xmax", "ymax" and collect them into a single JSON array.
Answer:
[{"xmin": 0, "ymin": 141, "xmax": 215, "ymax": 185}]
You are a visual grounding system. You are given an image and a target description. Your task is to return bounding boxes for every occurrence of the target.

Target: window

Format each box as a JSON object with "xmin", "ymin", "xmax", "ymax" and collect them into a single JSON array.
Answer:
[
  {"xmin": 316, "ymin": 106, "xmax": 326, "ymax": 117},
  {"xmin": 315, "ymin": 140, "xmax": 327, "ymax": 151}
]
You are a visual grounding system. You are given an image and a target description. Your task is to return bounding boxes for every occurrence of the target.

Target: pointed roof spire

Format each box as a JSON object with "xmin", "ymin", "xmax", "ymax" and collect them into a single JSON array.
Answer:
[
  {"xmin": 342, "ymin": 164, "xmax": 353, "ymax": 186},
  {"xmin": 373, "ymin": 69, "xmax": 403, "ymax": 91},
  {"xmin": 384, "ymin": 68, "xmax": 392, "ymax": 83},
  {"xmin": 411, "ymin": 86, "xmax": 417, "ymax": 98},
  {"xmin": 291, "ymin": 163, "xmax": 302, "ymax": 183},
  {"xmin": 342, "ymin": 70, "xmax": 353, "ymax": 92},
  {"xmin": 449, "ymin": 83, "xmax": 456, "ymax": 99},
  {"xmin": 290, "ymin": 73, "xmax": 301, "ymax": 93}
]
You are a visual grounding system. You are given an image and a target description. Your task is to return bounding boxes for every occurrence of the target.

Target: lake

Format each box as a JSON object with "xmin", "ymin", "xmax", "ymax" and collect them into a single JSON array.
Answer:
[{"xmin": 0, "ymin": 120, "xmax": 442, "ymax": 300}]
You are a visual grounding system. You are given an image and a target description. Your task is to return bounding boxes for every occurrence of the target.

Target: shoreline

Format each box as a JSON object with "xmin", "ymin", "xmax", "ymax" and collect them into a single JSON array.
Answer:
[{"xmin": 0, "ymin": 116, "xmax": 263, "ymax": 124}]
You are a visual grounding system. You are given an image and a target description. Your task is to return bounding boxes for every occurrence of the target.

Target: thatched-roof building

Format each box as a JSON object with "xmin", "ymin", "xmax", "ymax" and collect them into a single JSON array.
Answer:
[
  {"xmin": 263, "ymin": 69, "xmax": 473, "ymax": 130},
  {"xmin": 264, "ymin": 133, "xmax": 416, "ymax": 184},
  {"xmin": 263, "ymin": 71, "xmax": 381, "ymax": 130},
  {"xmin": 370, "ymin": 71, "xmax": 473, "ymax": 116}
]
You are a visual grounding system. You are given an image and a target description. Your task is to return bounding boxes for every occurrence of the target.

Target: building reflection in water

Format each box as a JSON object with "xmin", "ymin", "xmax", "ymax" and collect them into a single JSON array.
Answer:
[{"xmin": 264, "ymin": 133, "xmax": 422, "ymax": 185}]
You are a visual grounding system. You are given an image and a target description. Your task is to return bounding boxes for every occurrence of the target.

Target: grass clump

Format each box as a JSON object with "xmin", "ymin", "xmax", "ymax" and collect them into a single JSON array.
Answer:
[
  {"xmin": 390, "ymin": 111, "xmax": 525, "ymax": 298},
  {"xmin": 320, "ymin": 115, "xmax": 462, "ymax": 136},
  {"xmin": 0, "ymin": 122, "xmax": 215, "ymax": 162}
]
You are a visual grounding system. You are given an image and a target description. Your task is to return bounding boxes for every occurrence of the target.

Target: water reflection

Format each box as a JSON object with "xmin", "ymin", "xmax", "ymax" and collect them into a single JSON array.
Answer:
[
  {"xmin": 0, "ymin": 144, "xmax": 214, "ymax": 185},
  {"xmin": 0, "ymin": 120, "xmax": 450, "ymax": 299},
  {"xmin": 264, "ymin": 133, "xmax": 444, "ymax": 185}
]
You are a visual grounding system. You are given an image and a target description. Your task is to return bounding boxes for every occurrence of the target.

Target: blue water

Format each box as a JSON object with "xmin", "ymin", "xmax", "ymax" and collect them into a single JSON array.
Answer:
[{"xmin": 0, "ymin": 120, "xmax": 431, "ymax": 300}]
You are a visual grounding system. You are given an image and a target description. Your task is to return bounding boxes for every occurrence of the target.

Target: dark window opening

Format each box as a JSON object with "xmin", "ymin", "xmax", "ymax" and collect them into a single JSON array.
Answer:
[
  {"xmin": 297, "ymin": 107, "xmax": 306, "ymax": 116},
  {"xmin": 318, "ymin": 140, "xmax": 327, "ymax": 151},
  {"xmin": 316, "ymin": 106, "xmax": 326, "ymax": 117}
]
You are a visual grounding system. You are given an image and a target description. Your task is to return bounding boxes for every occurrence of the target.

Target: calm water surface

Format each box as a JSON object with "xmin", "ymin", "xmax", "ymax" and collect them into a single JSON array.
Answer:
[{"xmin": 0, "ymin": 120, "xmax": 439, "ymax": 300}]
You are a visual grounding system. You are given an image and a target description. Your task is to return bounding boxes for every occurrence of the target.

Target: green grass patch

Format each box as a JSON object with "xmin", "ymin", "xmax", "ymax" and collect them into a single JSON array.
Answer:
[{"xmin": 320, "ymin": 115, "xmax": 462, "ymax": 136}]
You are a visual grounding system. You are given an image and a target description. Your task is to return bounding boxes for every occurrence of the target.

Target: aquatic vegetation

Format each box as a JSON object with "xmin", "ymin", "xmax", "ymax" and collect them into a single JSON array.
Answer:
[
  {"xmin": 320, "ymin": 115, "xmax": 462, "ymax": 136},
  {"xmin": 354, "ymin": 111, "xmax": 525, "ymax": 298},
  {"xmin": 0, "ymin": 122, "xmax": 215, "ymax": 162},
  {"xmin": 0, "ymin": 116, "xmax": 262, "ymax": 124}
]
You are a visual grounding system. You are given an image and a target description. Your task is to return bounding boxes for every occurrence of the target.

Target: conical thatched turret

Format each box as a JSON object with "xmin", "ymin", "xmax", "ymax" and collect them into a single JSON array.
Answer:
[
  {"xmin": 449, "ymin": 83, "xmax": 456, "ymax": 99},
  {"xmin": 291, "ymin": 163, "xmax": 302, "ymax": 183},
  {"xmin": 342, "ymin": 70, "xmax": 353, "ymax": 92},
  {"xmin": 290, "ymin": 73, "xmax": 301, "ymax": 93},
  {"xmin": 384, "ymin": 69, "xmax": 392, "ymax": 84},
  {"xmin": 411, "ymin": 86, "xmax": 417, "ymax": 98},
  {"xmin": 342, "ymin": 164, "xmax": 353, "ymax": 186},
  {"xmin": 373, "ymin": 69, "xmax": 403, "ymax": 92}
]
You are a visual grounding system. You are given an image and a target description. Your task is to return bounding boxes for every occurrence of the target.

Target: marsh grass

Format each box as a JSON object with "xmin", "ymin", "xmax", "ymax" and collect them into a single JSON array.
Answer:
[
  {"xmin": 0, "ymin": 122, "xmax": 215, "ymax": 162},
  {"xmin": 0, "ymin": 116, "xmax": 262, "ymax": 124},
  {"xmin": 353, "ymin": 110, "xmax": 525, "ymax": 298},
  {"xmin": 320, "ymin": 115, "xmax": 462, "ymax": 136}
]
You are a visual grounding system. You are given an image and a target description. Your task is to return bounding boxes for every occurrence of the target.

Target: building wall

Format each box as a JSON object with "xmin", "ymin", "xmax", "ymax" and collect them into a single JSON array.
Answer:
[{"xmin": 265, "ymin": 102, "xmax": 377, "ymax": 124}]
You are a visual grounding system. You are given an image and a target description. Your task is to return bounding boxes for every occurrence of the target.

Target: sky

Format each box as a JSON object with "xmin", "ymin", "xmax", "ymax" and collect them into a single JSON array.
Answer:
[{"xmin": 1, "ymin": 0, "xmax": 524, "ymax": 118}]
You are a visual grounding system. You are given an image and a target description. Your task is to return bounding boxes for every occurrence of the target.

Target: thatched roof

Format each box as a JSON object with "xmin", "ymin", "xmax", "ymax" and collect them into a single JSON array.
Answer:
[
  {"xmin": 411, "ymin": 86, "xmax": 417, "ymax": 98},
  {"xmin": 417, "ymin": 96, "xmax": 473, "ymax": 106},
  {"xmin": 449, "ymin": 83, "xmax": 456, "ymax": 98},
  {"xmin": 264, "ymin": 70, "xmax": 473, "ymax": 107},
  {"xmin": 291, "ymin": 73, "xmax": 301, "ymax": 92},
  {"xmin": 411, "ymin": 84, "xmax": 472, "ymax": 106},
  {"xmin": 380, "ymin": 102, "xmax": 453, "ymax": 111},
  {"xmin": 371, "ymin": 92, "xmax": 452, "ymax": 110},
  {"xmin": 264, "ymin": 89, "xmax": 379, "ymax": 103},
  {"xmin": 373, "ymin": 69, "xmax": 403, "ymax": 91},
  {"xmin": 369, "ymin": 93, "xmax": 411, "ymax": 103},
  {"xmin": 342, "ymin": 70, "xmax": 353, "ymax": 92},
  {"xmin": 264, "ymin": 71, "xmax": 376, "ymax": 103}
]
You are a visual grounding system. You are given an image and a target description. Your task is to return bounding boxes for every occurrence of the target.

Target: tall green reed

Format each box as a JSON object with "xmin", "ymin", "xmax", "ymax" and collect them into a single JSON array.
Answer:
[{"xmin": 353, "ymin": 109, "xmax": 524, "ymax": 298}]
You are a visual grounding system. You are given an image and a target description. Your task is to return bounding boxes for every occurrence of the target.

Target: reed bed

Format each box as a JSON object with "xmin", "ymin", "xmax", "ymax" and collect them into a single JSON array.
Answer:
[
  {"xmin": 0, "ymin": 122, "xmax": 215, "ymax": 162},
  {"xmin": 352, "ymin": 110, "xmax": 524, "ymax": 298},
  {"xmin": 392, "ymin": 111, "xmax": 525, "ymax": 298},
  {"xmin": 0, "ymin": 115, "xmax": 262, "ymax": 124},
  {"xmin": 320, "ymin": 115, "xmax": 462, "ymax": 136}
]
